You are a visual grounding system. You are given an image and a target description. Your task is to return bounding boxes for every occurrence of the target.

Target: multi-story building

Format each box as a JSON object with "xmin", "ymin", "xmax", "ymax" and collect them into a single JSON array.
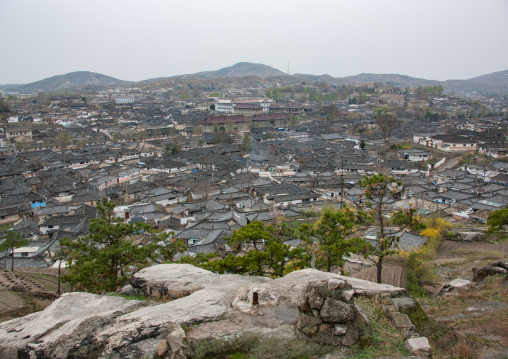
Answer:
[
  {"xmin": 378, "ymin": 94, "xmax": 404, "ymax": 107},
  {"xmin": 114, "ymin": 96, "xmax": 135, "ymax": 104},
  {"xmin": 408, "ymin": 99, "xmax": 430, "ymax": 108},
  {"xmin": 6, "ymin": 128, "xmax": 33, "ymax": 142},
  {"xmin": 233, "ymin": 103, "xmax": 262, "ymax": 116},
  {"xmin": 200, "ymin": 113, "xmax": 290, "ymax": 133},
  {"xmin": 215, "ymin": 98, "xmax": 271, "ymax": 114},
  {"xmin": 215, "ymin": 100, "xmax": 235, "ymax": 114}
]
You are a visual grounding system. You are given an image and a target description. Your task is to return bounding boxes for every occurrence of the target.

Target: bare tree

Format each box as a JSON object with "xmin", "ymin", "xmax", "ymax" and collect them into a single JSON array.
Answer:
[
  {"xmin": 193, "ymin": 125, "xmax": 203, "ymax": 137},
  {"xmin": 173, "ymin": 135, "xmax": 185, "ymax": 153},
  {"xmin": 54, "ymin": 130, "xmax": 73, "ymax": 149},
  {"xmin": 191, "ymin": 180, "xmax": 213, "ymax": 201},
  {"xmin": 415, "ymin": 86, "xmax": 428, "ymax": 100},
  {"xmin": 16, "ymin": 136, "xmax": 32, "ymax": 151},
  {"xmin": 320, "ymin": 104, "xmax": 338, "ymax": 121},
  {"xmin": 375, "ymin": 110, "xmax": 399, "ymax": 145}
]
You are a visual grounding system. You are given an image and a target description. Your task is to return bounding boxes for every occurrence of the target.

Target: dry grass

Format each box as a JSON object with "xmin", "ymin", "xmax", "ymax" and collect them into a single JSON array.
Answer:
[
  {"xmin": 420, "ymin": 276, "xmax": 508, "ymax": 357},
  {"xmin": 450, "ymin": 248, "xmax": 504, "ymax": 261},
  {"xmin": 350, "ymin": 297, "xmax": 409, "ymax": 358},
  {"xmin": 456, "ymin": 339, "xmax": 473, "ymax": 359}
]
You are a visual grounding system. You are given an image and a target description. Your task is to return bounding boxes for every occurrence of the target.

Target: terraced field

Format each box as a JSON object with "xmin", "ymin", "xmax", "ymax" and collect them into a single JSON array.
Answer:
[{"xmin": 0, "ymin": 269, "xmax": 68, "ymax": 322}]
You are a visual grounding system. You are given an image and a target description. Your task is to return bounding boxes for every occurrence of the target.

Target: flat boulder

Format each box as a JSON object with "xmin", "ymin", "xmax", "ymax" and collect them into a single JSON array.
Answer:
[
  {"xmin": 0, "ymin": 292, "xmax": 148, "ymax": 359},
  {"xmin": 437, "ymin": 278, "xmax": 473, "ymax": 295},
  {"xmin": 0, "ymin": 264, "xmax": 409, "ymax": 358},
  {"xmin": 404, "ymin": 337, "xmax": 432, "ymax": 357},
  {"xmin": 128, "ymin": 263, "xmax": 271, "ymax": 299}
]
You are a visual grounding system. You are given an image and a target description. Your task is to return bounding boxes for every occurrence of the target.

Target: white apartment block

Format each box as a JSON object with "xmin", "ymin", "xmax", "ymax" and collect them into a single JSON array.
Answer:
[
  {"xmin": 114, "ymin": 96, "xmax": 135, "ymax": 104},
  {"xmin": 215, "ymin": 100, "xmax": 235, "ymax": 114},
  {"xmin": 215, "ymin": 98, "xmax": 271, "ymax": 114}
]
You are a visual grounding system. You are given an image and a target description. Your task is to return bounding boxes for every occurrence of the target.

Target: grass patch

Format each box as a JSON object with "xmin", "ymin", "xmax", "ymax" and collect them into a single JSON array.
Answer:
[
  {"xmin": 486, "ymin": 231, "xmax": 508, "ymax": 242},
  {"xmin": 349, "ymin": 297, "xmax": 409, "ymax": 358},
  {"xmin": 449, "ymin": 248, "xmax": 504, "ymax": 261},
  {"xmin": 192, "ymin": 329, "xmax": 334, "ymax": 359},
  {"xmin": 398, "ymin": 297, "xmax": 457, "ymax": 358},
  {"xmin": 226, "ymin": 353, "xmax": 254, "ymax": 359},
  {"xmin": 418, "ymin": 276, "xmax": 508, "ymax": 357}
]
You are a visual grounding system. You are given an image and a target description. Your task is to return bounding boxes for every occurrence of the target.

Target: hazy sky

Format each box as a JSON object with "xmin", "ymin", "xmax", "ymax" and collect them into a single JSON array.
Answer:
[{"xmin": 1, "ymin": 0, "xmax": 507, "ymax": 84}]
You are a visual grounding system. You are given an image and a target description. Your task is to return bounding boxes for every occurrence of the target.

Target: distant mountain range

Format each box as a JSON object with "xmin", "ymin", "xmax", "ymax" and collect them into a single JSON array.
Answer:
[
  {"xmin": 3, "ymin": 63, "xmax": 508, "ymax": 96},
  {"xmin": 4, "ymin": 71, "xmax": 130, "ymax": 93}
]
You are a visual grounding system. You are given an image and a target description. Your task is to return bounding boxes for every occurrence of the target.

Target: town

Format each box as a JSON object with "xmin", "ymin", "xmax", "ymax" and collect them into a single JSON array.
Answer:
[{"xmin": 1, "ymin": 66, "xmax": 508, "ymax": 358}]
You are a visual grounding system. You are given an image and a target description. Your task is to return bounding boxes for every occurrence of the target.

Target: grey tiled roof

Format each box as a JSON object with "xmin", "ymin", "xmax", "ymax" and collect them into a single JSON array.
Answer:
[{"xmin": 397, "ymin": 232, "xmax": 427, "ymax": 251}]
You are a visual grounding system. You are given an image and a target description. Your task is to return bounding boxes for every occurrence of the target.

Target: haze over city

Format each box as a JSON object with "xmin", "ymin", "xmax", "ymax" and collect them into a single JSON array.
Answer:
[
  {"xmin": 1, "ymin": 0, "xmax": 508, "ymax": 84},
  {"xmin": 3, "ymin": 1, "xmax": 508, "ymax": 358}
]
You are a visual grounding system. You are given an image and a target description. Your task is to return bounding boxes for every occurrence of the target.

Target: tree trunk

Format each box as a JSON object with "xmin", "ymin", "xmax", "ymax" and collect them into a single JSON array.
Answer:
[
  {"xmin": 10, "ymin": 246, "xmax": 14, "ymax": 272},
  {"xmin": 378, "ymin": 201, "xmax": 384, "ymax": 239},
  {"xmin": 376, "ymin": 256, "xmax": 383, "ymax": 284},
  {"xmin": 57, "ymin": 260, "xmax": 62, "ymax": 294}
]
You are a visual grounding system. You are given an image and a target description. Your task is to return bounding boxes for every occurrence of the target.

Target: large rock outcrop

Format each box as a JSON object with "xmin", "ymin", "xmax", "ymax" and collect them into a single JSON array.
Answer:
[
  {"xmin": 472, "ymin": 260, "xmax": 508, "ymax": 282},
  {"xmin": 0, "ymin": 264, "xmax": 409, "ymax": 359},
  {"xmin": 296, "ymin": 278, "xmax": 372, "ymax": 346},
  {"xmin": 454, "ymin": 231, "xmax": 486, "ymax": 242}
]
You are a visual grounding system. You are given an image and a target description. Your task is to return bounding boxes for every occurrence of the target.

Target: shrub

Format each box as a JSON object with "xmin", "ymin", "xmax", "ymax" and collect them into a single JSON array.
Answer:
[{"xmin": 404, "ymin": 216, "xmax": 453, "ymax": 296}]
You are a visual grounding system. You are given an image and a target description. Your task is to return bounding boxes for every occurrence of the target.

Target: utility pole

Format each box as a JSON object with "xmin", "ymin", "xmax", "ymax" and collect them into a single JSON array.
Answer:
[{"xmin": 340, "ymin": 158, "xmax": 345, "ymax": 210}]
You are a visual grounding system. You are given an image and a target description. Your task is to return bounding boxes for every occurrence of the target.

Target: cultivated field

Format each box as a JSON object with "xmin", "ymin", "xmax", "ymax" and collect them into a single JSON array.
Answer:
[{"xmin": 0, "ymin": 268, "xmax": 68, "ymax": 322}]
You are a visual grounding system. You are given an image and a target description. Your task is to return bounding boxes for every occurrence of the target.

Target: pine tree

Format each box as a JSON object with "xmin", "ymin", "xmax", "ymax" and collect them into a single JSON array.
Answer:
[
  {"xmin": 209, "ymin": 220, "xmax": 307, "ymax": 277},
  {"xmin": 359, "ymin": 174, "xmax": 403, "ymax": 283},
  {"xmin": 0, "ymin": 231, "xmax": 29, "ymax": 272},
  {"xmin": 298, "ymin": 207, "xmax": 370, "ymax": 273},
  {"xmin": 61, "ymin": 198, "xmax": 159, "ymax": 293}
]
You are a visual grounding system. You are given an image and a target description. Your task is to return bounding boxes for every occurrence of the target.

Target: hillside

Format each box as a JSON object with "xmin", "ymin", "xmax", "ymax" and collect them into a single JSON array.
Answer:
[
  {"xmin": 6, "ymin": 71, "xmax": 130, "ymax": 93},
  {"xmin": 468, "ymin": 69, "xmax": 508, "ymax": 86},
  {"xmin": 194, "ymin": 62, "xmax": 288, "ymax": 78},
  {"xmin": 6, "ymin": 64, "xmax": 508, "ymax": 97},
  {"xmin": 163, "ymin": 63, "xmax": 508, "ymax": 96}
]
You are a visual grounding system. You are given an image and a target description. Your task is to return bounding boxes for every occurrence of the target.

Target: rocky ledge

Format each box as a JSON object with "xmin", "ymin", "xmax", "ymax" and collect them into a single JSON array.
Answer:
[{"xmin": 0, "ymin": 264, "xmax": 425, "ymax": 359}]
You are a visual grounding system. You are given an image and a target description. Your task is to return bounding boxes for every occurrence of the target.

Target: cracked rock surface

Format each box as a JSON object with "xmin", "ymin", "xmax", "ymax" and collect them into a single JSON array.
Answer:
[{"xmin": 0, "ymin": 264, "xmax": 407, "ymax": 358}]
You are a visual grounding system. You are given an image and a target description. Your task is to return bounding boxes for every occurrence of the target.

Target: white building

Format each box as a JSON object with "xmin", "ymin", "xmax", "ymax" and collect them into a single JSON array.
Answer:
[
  {"xmin": 114, "ymin": 96, "xmax": 135, "ymax": 104},
  {"xmin": 215, "ymin": 98, "xmax": 271, "ymax": 114},
  {"xmin": 215, "ymin": 100, "xmax": 235, "ymax": 114}
]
